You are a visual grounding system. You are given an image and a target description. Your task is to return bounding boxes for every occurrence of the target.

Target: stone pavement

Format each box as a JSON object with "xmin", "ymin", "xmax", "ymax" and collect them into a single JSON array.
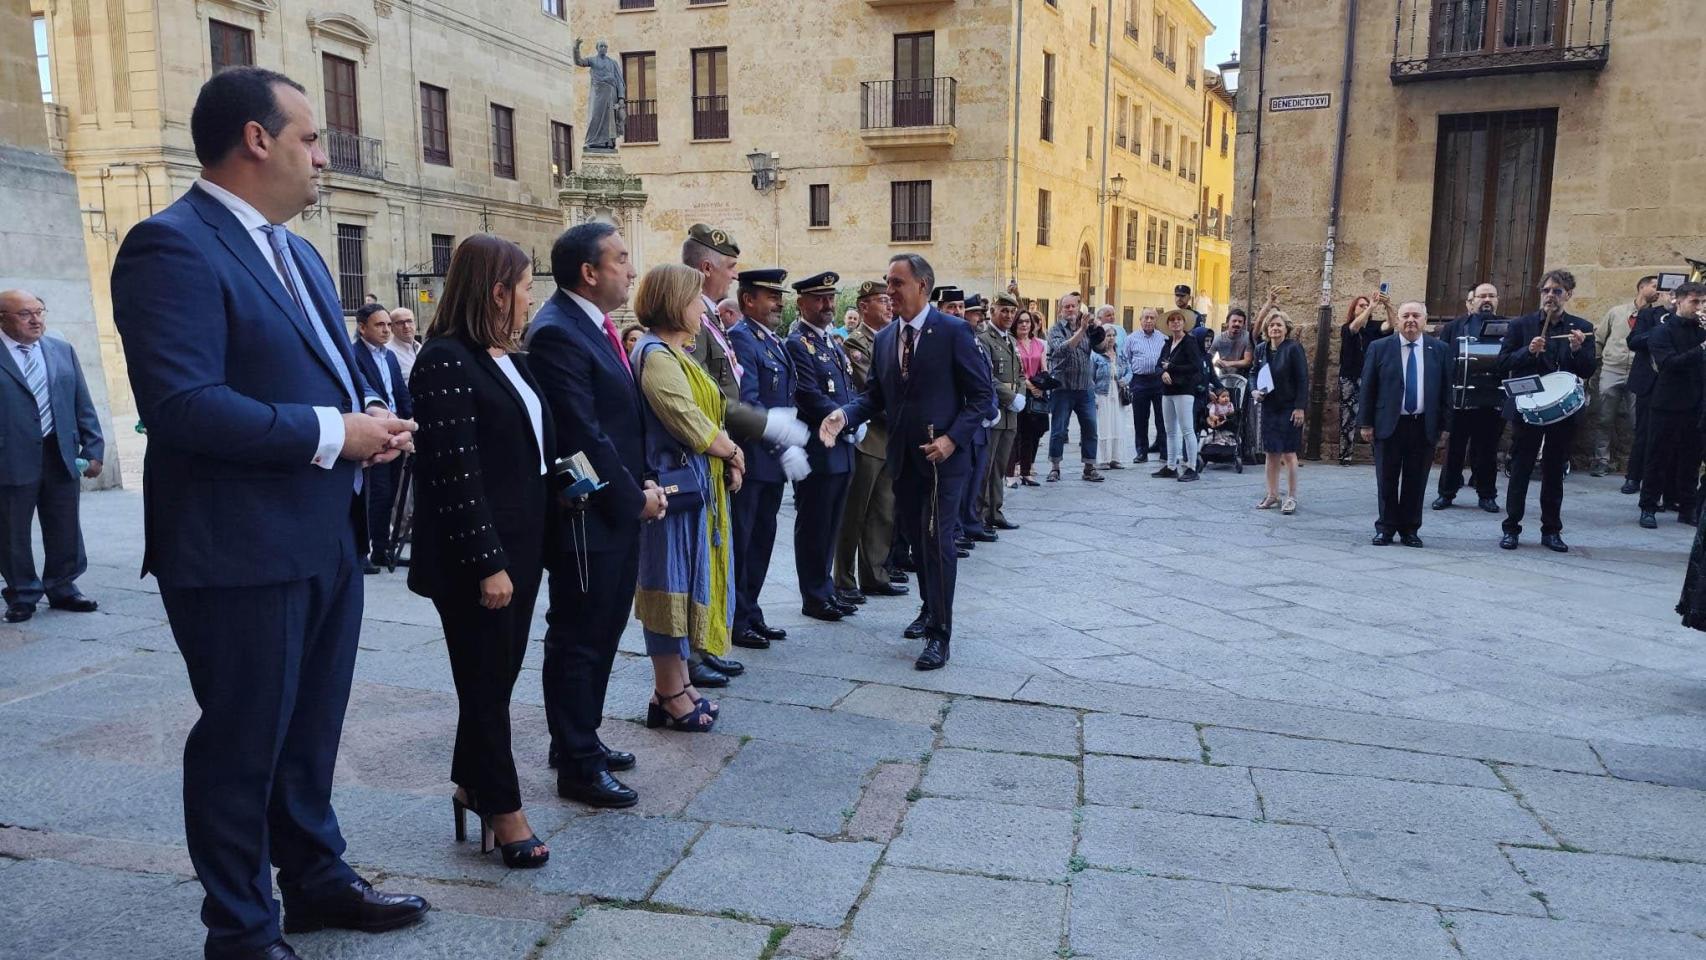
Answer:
[{"xmin": 4, "ymin": 458, "xmax": 1706, "ymax": 959}]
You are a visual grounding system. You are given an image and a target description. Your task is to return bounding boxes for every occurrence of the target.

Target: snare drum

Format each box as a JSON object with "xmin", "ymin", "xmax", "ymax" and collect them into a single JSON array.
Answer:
[
  {"xmin": 1453, "ymin": 339, "xmax": 1504, "ymax": 410},
  {"xmin": 1513, "ymin": 372, "xmax": 1587, "ymax": 427}
]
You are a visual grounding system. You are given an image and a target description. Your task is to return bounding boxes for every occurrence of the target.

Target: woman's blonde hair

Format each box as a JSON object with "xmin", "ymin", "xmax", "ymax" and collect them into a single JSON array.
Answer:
[
  {"xmin": 1265, "ymin": 311, "xmax": 1295, "ymax": 340},
  {"xmin": 633, "ymin": 263, "xmax": 704, "ymax": 333}
]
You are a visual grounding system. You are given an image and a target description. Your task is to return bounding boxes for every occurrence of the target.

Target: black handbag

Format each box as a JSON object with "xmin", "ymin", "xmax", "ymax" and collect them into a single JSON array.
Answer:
[
  {"xmin": 1116, "ymin": 380, "xmax": 1133, "ymax": 406},
  {"xmin": 654, "ymin": 458, "xmax": 705, "ymax": 512}
]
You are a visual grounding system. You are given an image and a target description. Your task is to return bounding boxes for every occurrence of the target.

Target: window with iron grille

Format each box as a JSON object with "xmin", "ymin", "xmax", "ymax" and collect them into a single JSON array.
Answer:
[
  {"xmin": 421, "ymin": 84, "xmax": 450, "ymax": 165},
  {"xmin": 551, "ymin": 121, "xmax": 573, "ymax": 180},
  {"xmin": 1131, "ymin": 104, "xmax": 1141, "ymax": 154},
  {"xmin": 1146, "ymin": 215, "xmax": 1158, "ymax": 264},
  {"xmin": 491, "ymin": 104, "xmax": 516, "ymax": 179},
  {"xmin": 1040, "ymin": 52, "xmax": 1055, "ymax": 142},
  {"xmin": 1158, "ymin": 219, "xmax": 1169, "ymax": 266},
  {"xmin": 891, "ymin": 180, "xmax": 931, "ymax": 243},
  {"xmin": 618, "ymin": 0, "xmax": 655, "ymax": 8},
  {"xmin": 431, "ymin": 234, "xmax": 454, "ymax": 274},
  {"xmin": 809, "ymin": 184, "xmax": 830, "ymax": 227},
  {"xmin": 623, "ymin": 52, "xmax": 657, "ymax": 143},
  {"xmin": 691, "ymin": 47, "xmax": 729, "ymax": 141},
  {"xmin": 335, "ymin": 224, "xmax": 367, "ymax": 312},
  {"xmin": 1037, "ymin": 189, "xmax": 1051, "ymax": 246},
  {"xmin": 1124, "ymin": 306, "xmax": 1134, "ymax": 328},
  {"xmin": 541, "ymin": 0, "xmax": 565, "ymax": 18},
  {"xmin": 1124, "ymin": 209, "xmax": 1139, "ymax": 260},
  {"xmin": 1174, "ymin": 225, "xmax": 1186, "ymax": 268},
  {"xmin": 209, "ymin": 20, "xmax": 253, "ymax": 74},
  {"xmin": 322, "ymin": 55, "xmax": 359, "ymax": 136},
  {"xmin": 1185, "ymin": 229, "xmax": 1196, "ymax": 270}
]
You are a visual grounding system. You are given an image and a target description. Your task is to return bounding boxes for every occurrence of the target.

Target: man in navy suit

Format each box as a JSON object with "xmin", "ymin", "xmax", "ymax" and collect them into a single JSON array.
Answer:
[
  {"xmin": 787, "ymin": 271, "xmax": 860, "ymax": 622},
  {"xmin": 0, "ymin": 290, "xmax": 104, "ymax": 623},
  {"xmin": 1359, "ymin": 300, "xmax": 1454, "ymax": 547},
  {"xmin": 821, "ymin": 254, "xmax": 996, "ymax": 670},
  {"xmin": 350, "ymin": 303, "xmax": 413, "ymax": 572},
  {"xmin": 110, "ymin": 68, "xmax": 426, "ymax": 960},
  {"xmin": 526, "ymin": 222, "xmax": 666, "ymax": 809}
]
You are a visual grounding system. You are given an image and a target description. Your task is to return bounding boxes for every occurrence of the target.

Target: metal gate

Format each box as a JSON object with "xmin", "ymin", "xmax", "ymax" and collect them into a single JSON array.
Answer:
[{"xmin": 395, "ymin": 272, "xmax": 558, "ymax": 331}]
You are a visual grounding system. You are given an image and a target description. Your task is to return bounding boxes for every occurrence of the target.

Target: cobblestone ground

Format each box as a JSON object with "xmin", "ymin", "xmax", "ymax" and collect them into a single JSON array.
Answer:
[{"xmin": 4, "ymin": 458, "xmax": 1706, "ymax": 959}]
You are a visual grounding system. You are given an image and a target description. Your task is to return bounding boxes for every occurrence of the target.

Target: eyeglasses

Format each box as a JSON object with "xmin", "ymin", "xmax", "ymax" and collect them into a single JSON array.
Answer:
[
  {"xmin": 2, "ymin": 308, "xmax": 46, "ymax": 320},
  {"xmin": 1539, "ymin": 287, "xmax": 1568, "ymax": 296}
]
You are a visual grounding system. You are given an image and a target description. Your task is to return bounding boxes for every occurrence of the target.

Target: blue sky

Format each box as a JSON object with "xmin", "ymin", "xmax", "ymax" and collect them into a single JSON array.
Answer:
[{"xmin": 1197, "ymin": 0, "xmax": 1243, "ymax": 68}]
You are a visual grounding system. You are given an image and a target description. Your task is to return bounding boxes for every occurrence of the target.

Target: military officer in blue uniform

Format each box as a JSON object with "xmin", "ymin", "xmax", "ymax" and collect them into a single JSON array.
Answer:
[
  {"xmin": 958, "ymin": 294, "xmax": 999, "ymax": 546},
  {"xmin": 787, "ymin": 271, "xmax": 860, "ymax": 622},
  {"xmin": 725, "ymin": 268, "xmax": 810, "ymax": 648}
]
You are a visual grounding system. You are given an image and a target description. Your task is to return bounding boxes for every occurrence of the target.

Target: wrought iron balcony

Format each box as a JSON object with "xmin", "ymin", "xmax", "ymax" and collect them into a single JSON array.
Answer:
[
  {"xmin": 1125, "ymin": 22, "xmax": 1139, "ymax": 42},
  {"xmin": 624, "ymin": 99, "xmax": 658, "ymax": 144},
  {"xmin": 692, "ymin": 95, "xmax": 728, "ymax": 141},
  {"xmin": 1153, "ymin": 46, "xmax": 1167, "ymax": 63},
  {"xmin": 1392, "ymin": 0, "xmax": 1611, "ymax": 83},
  {"xmin": 860, "ymin": 77, "xmax": 959, "ymax": 148},
  {"xmin": 1115, "ymin": 132, "xmax": 1128, "ymax": 149},
  {"xmin": 323, "ymin": 129, "xmax": 383, "ymax": 179}
]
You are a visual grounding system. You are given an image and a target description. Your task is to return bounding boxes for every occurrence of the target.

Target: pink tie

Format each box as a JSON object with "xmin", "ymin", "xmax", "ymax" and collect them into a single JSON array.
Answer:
[{"xmin": 602, "ymin": 314, "xmax": 632, "ymax": 377}]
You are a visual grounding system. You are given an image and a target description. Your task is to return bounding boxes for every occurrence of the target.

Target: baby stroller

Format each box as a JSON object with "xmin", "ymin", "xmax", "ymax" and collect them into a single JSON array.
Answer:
[{"xmin": 1197, "ymin": 373, "xmax": 1248, "ymax": 474}]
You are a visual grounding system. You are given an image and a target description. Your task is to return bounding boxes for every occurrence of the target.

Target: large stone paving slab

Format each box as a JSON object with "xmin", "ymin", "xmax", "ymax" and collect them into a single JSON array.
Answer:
[
  {"xmin": 842, "ymin": 866, "xmax": 1064, "ymax": 960},
  {"xmin": 542, "ymin": 907, "xmax": 772, "ymax": 960},
  {"xmin": 1505, "ymin": 847, "xmax": 1706, "ymax": 932},
  {"xmin": 1203, "ymin": 726, "xmax": 1504, "ymax": 789},
  {"xmin": 1079, "ymin": 805, "xmax": 1348, "ymax": 893},
  {"xmin": 1590, "ymin": 739, "xmax": 1706, "ymax": 791},
  {"xmin": 1083, "ymin": 755, "xmax": 1261, "ymax": 818},
  {"xmin": 707, "ymin": 698, "xmax": 934, "ymax": 763},
  {"xmin": 649, "ymin": 825, "xmax": 881, "ymax": 927},
  {"xmin": 887, "ymin": 797, "xmax": 1075, "ymax": 881},
  {"xmin": 291, "ymin": 910, "xmax": 552, "ymax": 960},
  {"xmin": 506, "ymin": 812, "xmax": 699, "ymax": 900},
  {"xmin": 1499, "ymin": 765, "xmax": 1706, "ymax": 860},
  {"xmin": 920, "ymin": 747, "xmax": 1079, "ymax": 809},
  {"xmin": 1069, "ymin": 869, "xmax": 1460, "ymax": 960},
  {"xmin": 1330, "ymin": 829, "xmax": 1543, "ymax": 915},
  {"xmin": 1448, "ymin": 911, "xmax": 1706, "ymax": 960},
  {"xmin": 0, "ymin": 859, "xmax": 190, "ymax": 960},
  {"xmin": 684, "ymin": 740, "xmax": 870, "ymax": 837},
  {"xmin": 1252, "ymin": 768, "xmax": 1551, "ymax": 843},
  {"xmin": 941, "ymin": 699, "xmax": 1080, "ymax": 756},
  {"xmin": 1081, "ymin": 712, "xmax": 1201, "ymax": 761}
]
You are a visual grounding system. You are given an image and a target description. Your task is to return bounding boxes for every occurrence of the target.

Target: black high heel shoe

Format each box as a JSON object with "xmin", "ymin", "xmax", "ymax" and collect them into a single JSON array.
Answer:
[
  {"xmin": 646, "ymin": 688, "xmax": 717, "ymax": 732},
  {"xmin": 451, "ymin": 790, "xmax": 549, "ymax": 869}
]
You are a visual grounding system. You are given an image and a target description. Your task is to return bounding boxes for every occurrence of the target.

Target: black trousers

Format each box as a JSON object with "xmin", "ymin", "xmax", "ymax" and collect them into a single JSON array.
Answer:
[
  {"xmin": 1628, "ymin": 392, "xmax": 1652, "ymax": 486},
  {"xmin": 1374, "ymin": 417, "xmax": 1434, "ymax": 535},
  {"xmin": 732, "ymin": 477, "xmax": 784, "ymax": 635},
  {"xmin": 0, "ymin": 434, "xmax": 86, "ymax": 606},
  {"xmin": 1504, "ymin": 417, "xmax": 1577, "ymax": 536},
  {"xmin": 1014, "ymin": 410, "xmax": 1048, "ymax": 475},
  {"xmin": 435, "ymin": 562, "xmax": 541, "ymax": 815},
  {"xmin": 161, "ymin": 539, "xmax": 363, "ymax": 954},
  {"xmin": 542, "ymin": 535, "xmax": 638, "ymax": 779},
  {"xmin": 793, "ymin": 469, "xmax": 851, "ymax": 606},
  {"xmin": 895, "ymin": 456, "xmax": 966, "ymax": 642},
  {"xmin": 1640, "ymin": 408, "xmax": 1705, "ymax": 514},
  {"xmin": 363, "ymin": 459, "xmax": 401, "ymax": 561},
  {"xmin": 1130, "ymin": 381, "xmax": 1166, "ymax": 456},
  {"xmin": 1437, "ymin": 407, "xmax": 1503, "ymax": 500}
]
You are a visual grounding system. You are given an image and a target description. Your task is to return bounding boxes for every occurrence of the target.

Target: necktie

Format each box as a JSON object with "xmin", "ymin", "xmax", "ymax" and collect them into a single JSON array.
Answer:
[
  {"xmin": 261, "ymin": 225, "xmax": 361, "ymax": 414},
  {"xmin": 901, "ymin": 324, "xmax": 916, "ymax": 379},
  {"xmin": 601, "ymin": 314, "xmax": 632, "ymax": 377},
  {"xmin": 18, "ymin": 344, "xmax": 53, "ymax": 437},
  {"xmin": 1403, "ymin": 341, "xmax": 1419, "ymax": 415}
]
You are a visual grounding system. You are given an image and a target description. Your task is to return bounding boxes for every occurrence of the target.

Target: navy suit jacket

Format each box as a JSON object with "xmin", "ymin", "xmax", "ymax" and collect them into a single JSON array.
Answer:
[
  {"xmin": 523, "ymin": 289, "xmax": 647, "ymax": 554},
  {"xmin": 352, "ymin": 340, "xmax": 413, "ymax": 420},
  {"xmin": 1358, "ymin": 334, "xmax": 1455, "ymax": 443},
  {"xmin": 0, "ymin": 335, "xmax": 104, "ymax": 486},
  {"xmin": 726, "ymin": 316, "xmax": 795, "ymax": 485},
  {"xmin": 786, "ymin": 324, "xmax": 857, "ymax": 476},
  {"xmin": 841, "ymin": 308, "xmax": 997, "ymax": 478},
  {"xmin": 1626, "ymin": 305, "xmax": 1667, "ymax": 398},
  {"xmin": 110, "ymin": 184, "xmax": 378, "ymax": 589}
]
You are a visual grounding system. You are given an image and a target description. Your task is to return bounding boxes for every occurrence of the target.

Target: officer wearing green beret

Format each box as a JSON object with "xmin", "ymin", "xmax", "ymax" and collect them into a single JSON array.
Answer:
[{"xmin": 835, "ymin": 281, "xmax": 909, "ymax": 603}]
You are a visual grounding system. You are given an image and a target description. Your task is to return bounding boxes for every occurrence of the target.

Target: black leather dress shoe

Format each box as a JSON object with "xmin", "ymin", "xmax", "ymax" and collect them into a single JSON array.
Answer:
[
  {"xmin": 915, "ymin": 637, "xmax": 950, "ymax": 671},
  {"xmin": 1400, "ymin": 533, "xmax": 1424, "ymax": 548},
  {"xmin": 903, "ymin": 610, "xmax": 929, "ymax": 640},
  {"xmin": 895, "ymin": 556, "xmax": 919, "ymax": 573},
  {"xmin": 558, "ymin": 770, "xmax": 638, "ymax": 808},
  {"xmin": 689, "ymin": 660, "xmax": 730, "ymax": 688},
  {"xmin": 1371, "ymin": 531, "xmax": 1394, "ymax": 546},
  {"xmin": 281, "ymin": 878, "xmax": 429, "ymax": 934},
  {"xmin": 733, "ymin": 630, "xmax": 771, "ymax": 649},
  {"xmin": 209, "ymin": 939, "xmax": 303, "ymax": 960},
  {"xmin": 1478, "ymin": 497, "xmax": 1501, "ymax": 513},
  {"xmin": 954, "ymin": 538, "xmax": 976, "ymax": 552},
  {"xmin": 992, "ymin": 518, "xmax": 1020, "ymax": 530},
  {"xmin": 362, "ymin": 562, "xmax": 382, "ymax": 575},
  {"xmin": 802, "ymin": 602, "xmax": 844, "ymax": 622},
  {"xmin": 1431, "ymin": 496, "xmax": 1454, "ymax": 511},
  {"xmin": 702, "ymin": 652, "xmax": 744, "ymax": 676},
  {"xmin": 1621, "ymin": 479, "xmax": 1641, "ymax": 495},
  {"xmin": 861, "ymin": 581, "xmax": 910, "ymax": 597},
  {"xmin": 46, "ymin": 593, "xmax": 98, "ymax": 613},
  {"xmin": 969, "ymin": 529, "xmax": 999, "ymax": 543},
  {"xmin": 889, "ymin": 570, "xmax": 909, "ymax": 585},
  {"xmin": 1499, "ymin": 533, "xmax": 1520, "ymax": 550},
  {"xmin": 1640, "ymin": 512, "xmax": 1659, "ymax": 529},
  {"xmin": 830, "ymin": 599, "xmax": 859, "ymax": 616},
  {"xmin": 752, "ymin": 622, "xmax": 787, "ymax": 641},
  {"xmin": 1541, "ymin": 533, "xmax": 1569, "ymax": 553},
  {"xmin": 834, "ymin": 589, "xmax": 867, "ymax": 606},
  {"xmin": 601, "ymin": 742, "xmax": 636, "ymax": 771},
  {"xmin": 4, "ymin": 602, "xmax": 32, "ymax": 623}
]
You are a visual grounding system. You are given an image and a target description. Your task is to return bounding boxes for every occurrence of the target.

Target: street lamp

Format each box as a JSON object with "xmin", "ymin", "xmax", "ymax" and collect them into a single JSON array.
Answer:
[
  {"xmin": 1218, "ymin": 52, "xmax": 1240, "ymax": 94},
  {"xmin": 747, "ymin": 150, "xmax": 778, "ymax": 192},
  {"xmin": 1098, "ymin": 171, "xmax": 1126, "ymax": 204}
]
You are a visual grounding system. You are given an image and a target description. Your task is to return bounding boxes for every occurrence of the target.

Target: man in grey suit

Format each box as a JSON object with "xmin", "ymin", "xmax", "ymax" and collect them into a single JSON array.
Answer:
[{"xmin": 0, "ymin": 289, "xmax": 104, "ymax": 623}]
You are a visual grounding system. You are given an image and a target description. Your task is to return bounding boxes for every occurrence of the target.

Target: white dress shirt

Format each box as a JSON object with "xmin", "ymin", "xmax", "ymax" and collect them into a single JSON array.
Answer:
[
  {"xmin": 365, "ymin": 341, "xmax": 395, "ymax": 408},
  {"xmin": 389, "ymin": 338, "xmax": 419, "ymax": 380},
  {"xmin": 194, "ymin": 177, "xmax": 381, "ymax": 469},
  {"xmin": 1399, "ymin": 333, "xmax": 1425, "ymax": 414},
  {"xmin": 493, "ymin": 354, "xmax": 547, "ymax": 474}
]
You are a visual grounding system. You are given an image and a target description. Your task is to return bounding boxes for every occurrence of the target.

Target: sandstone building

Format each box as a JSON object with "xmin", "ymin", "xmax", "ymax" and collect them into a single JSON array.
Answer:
[
  {"xmin": 572, "ymin": 0, "xmax": 1216, "ymax": 328},
  {"xmin": 30, "ymin": 0, "xmax": 579, "ymax": 421},
  {"xmin": 1231, "ymin": 0, "xmax": 1704, "ymax": 456}
]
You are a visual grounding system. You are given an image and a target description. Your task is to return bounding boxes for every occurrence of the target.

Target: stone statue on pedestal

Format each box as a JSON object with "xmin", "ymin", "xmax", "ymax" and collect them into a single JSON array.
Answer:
[{"xmin": 573, "ymin": 39, "xmax": 626, "ymax": 152}]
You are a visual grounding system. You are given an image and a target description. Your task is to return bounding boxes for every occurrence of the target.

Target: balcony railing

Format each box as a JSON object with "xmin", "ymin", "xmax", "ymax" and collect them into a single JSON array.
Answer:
[
  {"xmin": 1166, "ymin": 55, "xmax": 1177, "ymax": 71},
  {"xmin": 1392, "ymin": 0, "xmax": 1611, "ymax": 83},
  {"xmin": 624, "ymin": 99, "xmax": 657, "ymax": 143},
  {"xmin": 692, "ymin": 95, "xmax": 729, "ymax": 140},
  {"xmin": 861, "ymin": 76, "xmax": 958, "ymax": 130},
  {"xmin": 323, "ymin": 129, "xmax": 383, "ymax": 179},
  {"xmin": 617, "ymin": 0, "xmax": 653, "ymax": 8},
  {"xmin": 1187, "ymin": 73, "xmax": 1197, "ymax": 88},
  {"xmin": 1125, "ymin": 22, "xmax": 1139, "ymax": 41},
  {"xmin": 1115, "ymin": 132, "xmax": 1128, "ymax": 149},
  {"xmin": 1153, "ymin": 46, "xmax": 1167, "ymax": 63}
]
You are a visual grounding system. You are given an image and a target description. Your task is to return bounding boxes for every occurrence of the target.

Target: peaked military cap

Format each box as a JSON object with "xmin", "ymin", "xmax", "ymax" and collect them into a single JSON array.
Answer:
[
  {"xmin": 792, "ymin": 271, "xmax": 839, "ymax": 295},
  {"xmin": 994, "ymin": 291, "xmax": 1021, "ymax": 308},
  {"xmin": 737, "ymin": 268, "xmax": 788, "ymax": 293},
  {"xmin": 931, "ymin": 285, "xmax": 965, "ymax": 305},
  {"xmin": 964, "ymin": 294, "xmax": 987, "ymax": 314},
  {"xmin": 855, "ymin": 280, "xmax": 887, "ymax": 300},
  {"xmin": 1174, "ymin": 283, "xmax": 1193, "ymax": 296},
  {"xmin": 688, "ymin": 223, "xmax": 740, "ymax": 258}
]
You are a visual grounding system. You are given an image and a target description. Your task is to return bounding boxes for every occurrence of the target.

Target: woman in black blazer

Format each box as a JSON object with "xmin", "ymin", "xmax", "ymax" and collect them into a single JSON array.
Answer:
[
  {"xmin": 1154, "ymin": 309, "xmax": 1205, "ymax": 482},
  {"xmin": 407, "ymin": 235, "xmax": 555, "ymax": 869},
  {"xmin": 1252, "ymin": 308, "xmax": 1310, "ymax": 514}
]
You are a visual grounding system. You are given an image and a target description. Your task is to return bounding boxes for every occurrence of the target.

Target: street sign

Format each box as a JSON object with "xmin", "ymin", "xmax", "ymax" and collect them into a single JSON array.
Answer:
[{"xmin": 1269, "ymin": 94, "xmax": 1331, "ymax": 112}]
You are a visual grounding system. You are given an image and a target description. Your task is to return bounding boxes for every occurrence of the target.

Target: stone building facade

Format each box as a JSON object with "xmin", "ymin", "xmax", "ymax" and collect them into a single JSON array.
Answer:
[
  {"xmin": 1231, "ymin": 0, "xmax": 1704, "ymax": 456},
  {"xmin": 29, "ymin": 0, "xmax": 580, "ymax": 420},
  {"xmin": 1194, "ymin": 69, "xmax": 1234, "ymax": 319},
  {"xmin": 571, "ymin": 0, "xmax": 1213, "ymax": 328}
]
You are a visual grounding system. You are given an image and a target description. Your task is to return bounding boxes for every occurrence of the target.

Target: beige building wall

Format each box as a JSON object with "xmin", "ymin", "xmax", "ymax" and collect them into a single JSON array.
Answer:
[
  {"xmin": 573, "ymin": 0, "xmax": 1213, "ymax": 328},
  {"xmin": 1193, "ymin": 72, "xmax": 1233, "ymax": 320},
  {"xmin": 31, "ymin": 0, "xmax": 579, "ymax": 421}
]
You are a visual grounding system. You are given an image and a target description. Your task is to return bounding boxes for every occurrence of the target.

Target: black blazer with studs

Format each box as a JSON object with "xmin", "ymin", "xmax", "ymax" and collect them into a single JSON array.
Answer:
[{"xmin": 405, "ymin": 334, "xmax": 556, "ymax": 601}]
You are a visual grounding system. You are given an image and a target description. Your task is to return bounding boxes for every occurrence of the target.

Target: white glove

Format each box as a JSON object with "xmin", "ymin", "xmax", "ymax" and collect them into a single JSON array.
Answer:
[
  {"xmin": 853, "ymin": 423, "xmax": 869, "ymax": 445},
  {"xmin": 1010, "ymin": 394, "xmax": 1027, "ymax": 413},
  {"xmin": 780, "ymin": 445, "xmax": 811, "ymax": 482},
  {"xmin": 981, "ymin": 417, "xmax": 996, "ymax": 429},
  {"xmin": 763, "ymin": 407, "xmax": 810, "ymax": 447}
]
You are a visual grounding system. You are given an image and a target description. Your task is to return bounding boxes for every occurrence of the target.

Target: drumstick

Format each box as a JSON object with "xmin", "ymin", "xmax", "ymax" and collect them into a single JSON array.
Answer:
[{"xmin": 1549, "ymin": 334, "xmax": 1589, "ymax": 339}]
